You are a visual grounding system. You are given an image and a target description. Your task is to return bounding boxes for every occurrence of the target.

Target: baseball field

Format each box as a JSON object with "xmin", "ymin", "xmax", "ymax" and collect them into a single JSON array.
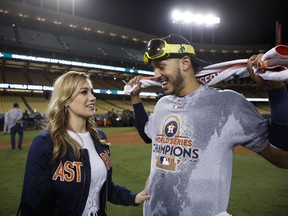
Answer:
[{"xmin": 0, "ymin": 127, "xmax": 287, "ymax": 216}]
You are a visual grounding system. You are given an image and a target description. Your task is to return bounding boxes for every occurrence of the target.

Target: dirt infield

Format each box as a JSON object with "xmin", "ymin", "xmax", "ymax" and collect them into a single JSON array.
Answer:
[
  {"xmin": 106, "ymin": 131, "xmax": 146, "ymax": 145},
  {"xmin": 0, "ymin": 130, "xmax": 145, "ymax": 148},
  {"xmin": 1, "ymin": 130, "xmax": 254, "ymax": 154}
]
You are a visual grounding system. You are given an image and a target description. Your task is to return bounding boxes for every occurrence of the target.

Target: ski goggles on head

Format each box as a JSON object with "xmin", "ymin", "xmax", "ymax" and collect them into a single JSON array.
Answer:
[{"xmin": 143, "ymin": 38, "xmax": 196, "ymax": 64}]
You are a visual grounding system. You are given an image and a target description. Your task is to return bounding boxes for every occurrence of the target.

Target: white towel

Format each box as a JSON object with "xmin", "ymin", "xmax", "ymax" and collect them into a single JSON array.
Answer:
[
  {"xmin": 123, "ymin": 77, "xmax": 161, "ymax": 95},
  {"xmin": 196, "ymin": 44, "xmax": 288, "ymax": 85},
  {"xmin": 122, "ymin": 45, "xmax": 288, "ymax": 94}
]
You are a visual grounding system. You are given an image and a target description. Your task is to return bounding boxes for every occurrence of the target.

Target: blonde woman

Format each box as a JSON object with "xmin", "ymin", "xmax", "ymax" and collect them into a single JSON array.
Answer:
[{"xmin": 18, "ymin": 71, "xmax": 149, "ymax": 216}]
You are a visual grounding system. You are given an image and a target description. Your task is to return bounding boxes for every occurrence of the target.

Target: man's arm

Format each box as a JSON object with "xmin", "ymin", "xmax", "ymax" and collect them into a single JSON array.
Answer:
[
  {"xmin": 130, "ymin": 77, "xmax": 152, "ymax": 143},
  {"xmin": 259, "ymin": 87, "xmax": 288, "ymax": 168},
  {"xmin": 133, "ymin": 102, "xmax": 151, "ymax": 143},
  {"xmin": 247, "ymin": 55, "xmax": 288, "ymax": 168},
  {"xmin": 267, "ymin": 87, "xmax": 288, "ymax": 151}
]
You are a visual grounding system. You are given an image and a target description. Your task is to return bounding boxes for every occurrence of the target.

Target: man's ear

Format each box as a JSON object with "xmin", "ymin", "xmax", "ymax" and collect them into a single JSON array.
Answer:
[{"xmin": 180, "ymin": 56, "xmax": 192, "ymax": 71}]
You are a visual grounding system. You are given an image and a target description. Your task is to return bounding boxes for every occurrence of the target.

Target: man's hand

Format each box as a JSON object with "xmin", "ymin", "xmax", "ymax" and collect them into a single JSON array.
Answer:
[
  {"xmin": 247, "ymin": 54, "xmax": 285, "ymax": 91},
  {"xmin": 128, "ymin": 76, "xmax": 142, "ymax": 104}
]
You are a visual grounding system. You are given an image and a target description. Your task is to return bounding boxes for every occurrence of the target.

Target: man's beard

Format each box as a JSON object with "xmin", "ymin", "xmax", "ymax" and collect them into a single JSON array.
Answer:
[{"xmin": 170, "ymin": 67, "xmax": 184, "ymax": 96}]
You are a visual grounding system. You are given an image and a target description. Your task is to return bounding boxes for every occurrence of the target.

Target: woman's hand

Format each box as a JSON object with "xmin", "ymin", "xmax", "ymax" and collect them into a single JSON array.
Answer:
[
  {"xmin": 135, "ymin": 177, "xmax": 150, "ymax": 204},
  {"xmin": 135, "ymin": 189, "xmax": 150, "ymax": 204}
]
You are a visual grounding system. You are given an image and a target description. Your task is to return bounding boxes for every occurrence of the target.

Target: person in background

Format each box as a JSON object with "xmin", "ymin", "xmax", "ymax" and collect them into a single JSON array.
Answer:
[
  {"xmin": 7, "ymin": 102, "xmax": 23, "ymax": 149},
  {"xmin": 33, "ymin": 110, "xmax": 43, "ymax": 130},
  {"xmin": 110, "ymin": 108, "xmax": 117, "ymax": 126},
  {"xmin": 22, "ymin": 110, "xmax": 29, "ymax": 131},
  {"xmin": 3, "ymin": 111, "xmax": 10, "ymax": 134},
  {"xmin": 18, "ymin": 71, "xmax": 149, "ymax": 216},
  {"xmin": 128, "ymin": 34, "xmax": 288, "ymax": 216},
  {"xmin": 103, "ymin": 111, "xmax": 109, "ymax": 127}
]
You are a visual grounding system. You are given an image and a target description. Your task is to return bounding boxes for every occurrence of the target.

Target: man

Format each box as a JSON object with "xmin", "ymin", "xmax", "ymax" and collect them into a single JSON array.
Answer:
[
  {"xmin": 7, "ymin": 102, "xmax": 23, "ymax": 149},
  {"xmin": 128, "ymin": 34, "xmax": 288, "ymax": 216}
]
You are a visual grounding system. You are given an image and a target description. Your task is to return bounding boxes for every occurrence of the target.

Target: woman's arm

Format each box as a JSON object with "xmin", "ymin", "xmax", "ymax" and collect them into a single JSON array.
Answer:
[{"xmin": 19, "ymin": 135, "xmax": 53, "ymax": 215}]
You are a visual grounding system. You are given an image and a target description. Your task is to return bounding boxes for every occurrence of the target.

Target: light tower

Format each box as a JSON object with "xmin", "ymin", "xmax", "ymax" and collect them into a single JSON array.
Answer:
[{"xmin": 171, "ymin": 9, "xmax": 220, "ymax": 44}]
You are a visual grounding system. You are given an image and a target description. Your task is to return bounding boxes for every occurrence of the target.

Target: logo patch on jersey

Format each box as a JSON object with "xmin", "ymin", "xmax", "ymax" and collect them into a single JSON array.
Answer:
[
  {"xmin": 173, "ymin": 104, "xmax": 185, "ymax": 109},
  {"xmin": 153, "ymin": 115, "xmax": 199, "ymax": 172},
  {"xmin": 100, "ymin": 149, "xmax": 112, "ymax": 170},
  {"xmin": 164, "ymin": 120, "xmax": 178, "ymax": 137},
  {"xmin": 52, "ymin": 161, "xmax": 83, "ymax": 182}
]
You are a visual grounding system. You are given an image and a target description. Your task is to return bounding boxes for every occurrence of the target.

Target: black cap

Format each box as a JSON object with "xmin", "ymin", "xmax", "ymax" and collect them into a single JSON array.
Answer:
[{"xmin": 161, "ymin": 34, "xmax": 207, "ymax": 70}]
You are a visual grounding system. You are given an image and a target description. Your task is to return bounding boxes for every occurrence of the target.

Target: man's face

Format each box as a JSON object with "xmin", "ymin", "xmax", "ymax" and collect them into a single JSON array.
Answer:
[{"xmin": 151, "ymin": 58, "xmax": 185, "ymax": 96}]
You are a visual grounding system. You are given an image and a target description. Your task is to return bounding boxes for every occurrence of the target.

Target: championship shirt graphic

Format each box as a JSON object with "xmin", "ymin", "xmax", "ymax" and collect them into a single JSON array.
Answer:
[{"xmin": 153, "ymin": 115, "xmax": 199, "ymax": 172}]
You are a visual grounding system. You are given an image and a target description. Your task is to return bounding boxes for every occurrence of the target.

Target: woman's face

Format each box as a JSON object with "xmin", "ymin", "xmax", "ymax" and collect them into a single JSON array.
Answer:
[{"xmin": 67, "ymin": 79, "xmax": 96, "ymax": 120}]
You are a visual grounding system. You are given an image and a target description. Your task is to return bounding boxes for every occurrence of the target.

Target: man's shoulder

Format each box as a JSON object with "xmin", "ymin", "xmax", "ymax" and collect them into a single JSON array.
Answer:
[
  {"xmin": 205, "ymin": 86, "xmax": 245, "ymax": 98},
  {"xmin": 156, "ymin": 94, "xmax": 172, "ymax": 103}
]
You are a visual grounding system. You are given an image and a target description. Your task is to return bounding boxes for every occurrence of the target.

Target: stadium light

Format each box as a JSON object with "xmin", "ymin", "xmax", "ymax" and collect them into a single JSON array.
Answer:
[
  {"xmin": 171, "ymin": 9, "xmax": 220, "ymax": 26},
  {"xmin": 171, "ymin": 9, "xmax": 220, "ymax": 44}
]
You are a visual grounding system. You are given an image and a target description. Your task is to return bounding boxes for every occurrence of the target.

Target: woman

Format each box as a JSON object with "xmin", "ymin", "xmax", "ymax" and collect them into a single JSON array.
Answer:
[{"xmin": 18, "ymin": 71, "xmax": 149, "ymax": 216}]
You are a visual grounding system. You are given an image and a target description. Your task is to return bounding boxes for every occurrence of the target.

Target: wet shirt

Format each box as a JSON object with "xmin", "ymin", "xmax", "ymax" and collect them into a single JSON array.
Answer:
[{"xmin": 144, "ymin": 85, "xmax": 269, "ymax": 216}]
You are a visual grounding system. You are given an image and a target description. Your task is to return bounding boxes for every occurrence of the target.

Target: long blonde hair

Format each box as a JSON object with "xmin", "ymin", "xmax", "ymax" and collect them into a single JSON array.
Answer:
[{"xmin": 46, "ymin": 71, "xmax": 107, "ymax": 161}]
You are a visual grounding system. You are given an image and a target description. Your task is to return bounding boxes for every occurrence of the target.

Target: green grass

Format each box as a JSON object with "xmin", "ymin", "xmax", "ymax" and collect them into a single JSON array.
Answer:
[
  {"xmin": 228, "ymin": 153, "xmax": 288, "ymax": 216},
  {"xmin": 0, "ymin": 129, "xmax": 288, "ymax": 216},
  {"xmin": 0, "ymin": 148, "xmax": 27, "ymax": 216}
]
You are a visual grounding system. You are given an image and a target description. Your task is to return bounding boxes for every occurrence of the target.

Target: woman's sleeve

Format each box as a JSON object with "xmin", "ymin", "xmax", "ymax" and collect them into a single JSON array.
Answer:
[
  {"xmin": 102, "ymin": 144, "xmax": 138, "ymax": 206},
  {"xmin": 19, "ymin": 135, "xmax": 53, "ymax": 216},
  {"xmin": 107, "ymin": 179, "xmax": 138, "ymax": 206}
]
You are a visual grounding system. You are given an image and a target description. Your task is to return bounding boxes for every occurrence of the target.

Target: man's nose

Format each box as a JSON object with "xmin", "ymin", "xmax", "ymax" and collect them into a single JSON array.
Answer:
[{"xmin": 154, "ymin": 68, "xmax": 161, "ymax": 80}]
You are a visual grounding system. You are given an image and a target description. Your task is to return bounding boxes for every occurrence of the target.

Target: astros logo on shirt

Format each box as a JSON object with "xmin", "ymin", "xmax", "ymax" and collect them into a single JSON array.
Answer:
[{"xmin": 153, "ymin": 115, "xmax": 199, "ymax": 171}]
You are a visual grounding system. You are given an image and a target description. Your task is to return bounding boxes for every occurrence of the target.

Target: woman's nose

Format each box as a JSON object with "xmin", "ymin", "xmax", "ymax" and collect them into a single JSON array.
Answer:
[{"xmin": 90, "ymin": 92, "xmax": 96, "ymax": 100}]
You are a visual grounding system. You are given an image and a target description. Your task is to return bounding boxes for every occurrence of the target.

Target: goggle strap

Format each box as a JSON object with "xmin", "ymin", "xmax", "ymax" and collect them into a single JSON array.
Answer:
[{"xmin": 166, "ymin": 44, "xmax": 195, "ymax": 55}]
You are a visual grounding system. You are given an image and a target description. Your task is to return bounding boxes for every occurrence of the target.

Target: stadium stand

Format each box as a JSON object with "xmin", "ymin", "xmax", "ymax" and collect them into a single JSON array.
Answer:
[
  {"xmin": 5, "ymin": 68, "xmax": 29, "ymax": 84},
  {"xmin": 0, "ymin": 23, "xmax": 17, "ymax": 44},
  {"xmin": 0, "ymin": 95, "xmax": 23, "ymax": 114},
  {"xmin": 27, "ymin": 69, "xmax": 52, "ymax": 85},
  {"xmin": 18, "ymin": 27, "xmax": 63, "ymax": 50},
  {"xmin": 24, "ymin": 96, "xmax": 49, "ymax": 114}
]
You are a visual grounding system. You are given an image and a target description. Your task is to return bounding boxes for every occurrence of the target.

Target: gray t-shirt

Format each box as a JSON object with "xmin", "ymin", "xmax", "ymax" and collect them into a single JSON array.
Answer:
[{"xmin": 144, "ymin": 85, "xmax": 269, "ymax": 216}]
